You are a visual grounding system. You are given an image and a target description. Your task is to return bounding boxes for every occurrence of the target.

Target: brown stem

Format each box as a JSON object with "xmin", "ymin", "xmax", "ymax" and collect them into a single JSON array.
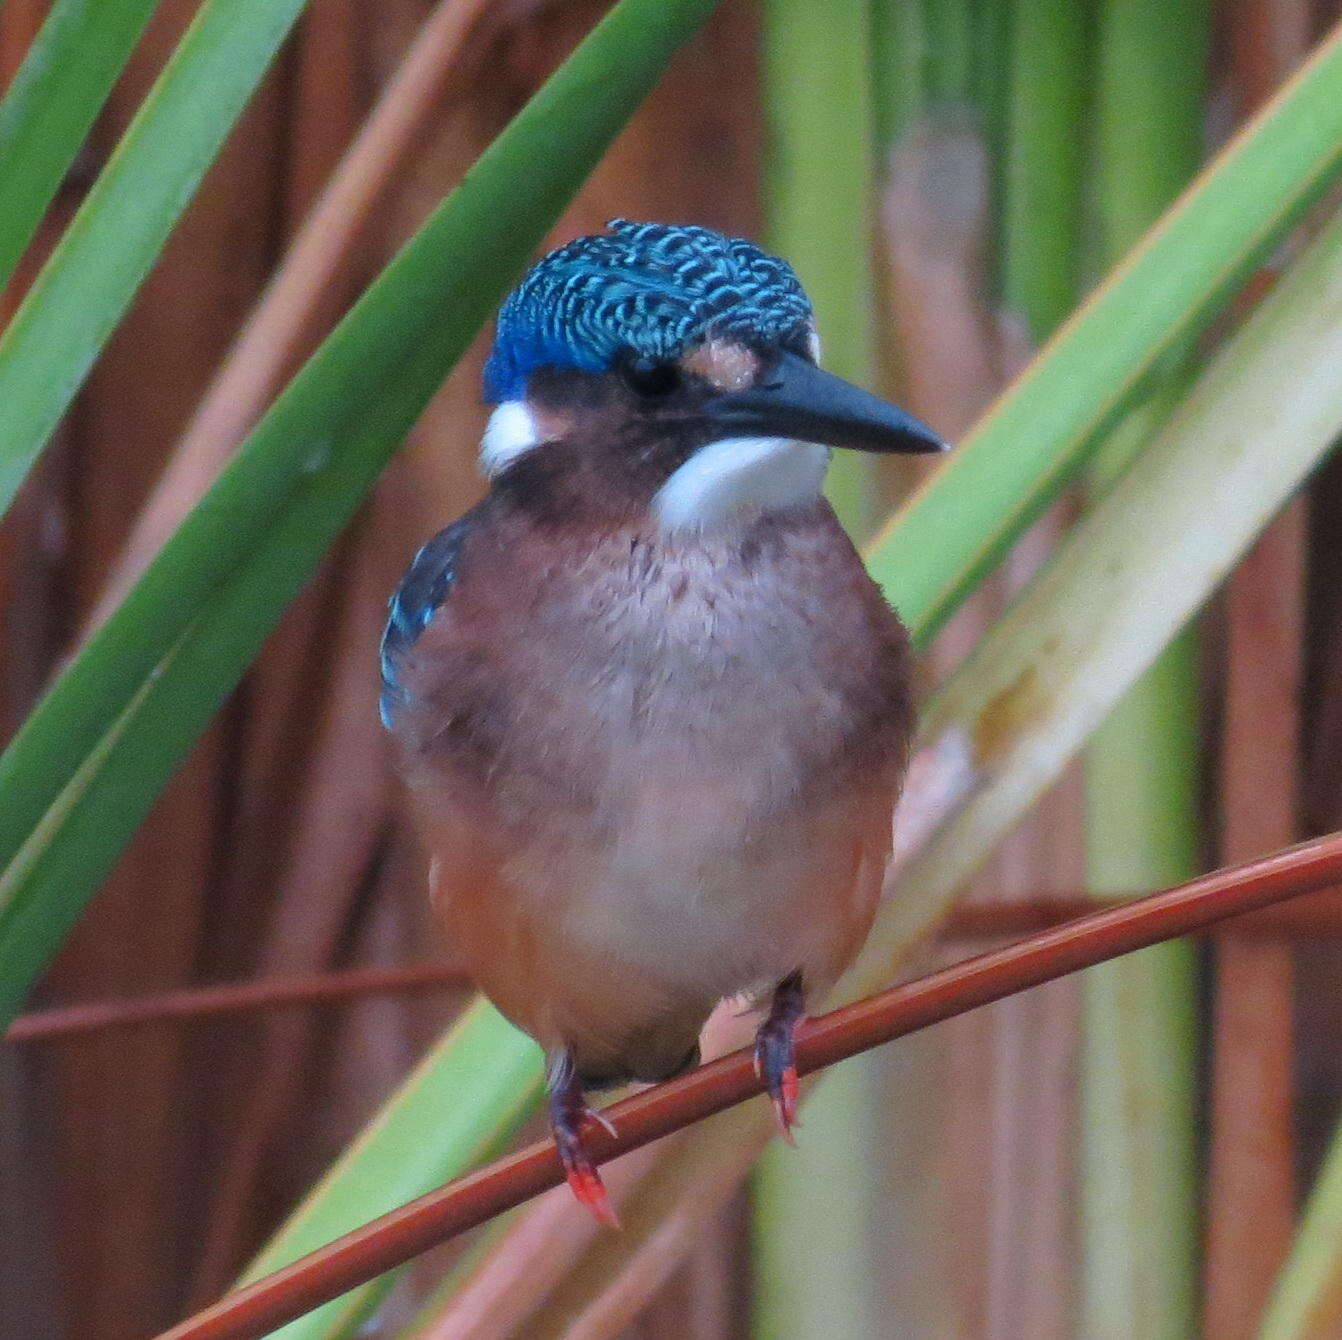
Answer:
[
  {"xmin": 157, "ymin": 830, "xmax": 1342, "ymax": 1340},
  {"xmin": 16, "ymin": 876, "xmax": 1342, "ymax": 1049},
  {"xmin": 4, "ymin": 964, "xmax": 464, "ymax": 1044}
]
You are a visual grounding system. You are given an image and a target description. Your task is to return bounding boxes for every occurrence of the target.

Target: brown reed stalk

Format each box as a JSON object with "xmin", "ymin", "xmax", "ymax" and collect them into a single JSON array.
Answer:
[
  {"xmin": 4, "ymin": 963, "xmax": 465, "ymax": 1043},
  {"xmin": 1202, "ymin": 9, "xmax": 1311, "ymax": 1334}
]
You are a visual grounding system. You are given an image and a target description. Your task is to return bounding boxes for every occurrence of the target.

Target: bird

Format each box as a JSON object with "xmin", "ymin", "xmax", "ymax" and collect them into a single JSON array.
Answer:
[{"xmin": 380, "ymin": 219, "xmax": 944, "ymax": 1224}]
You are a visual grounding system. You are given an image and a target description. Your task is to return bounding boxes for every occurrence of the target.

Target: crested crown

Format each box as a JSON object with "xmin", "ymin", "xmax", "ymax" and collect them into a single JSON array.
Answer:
[{"xmin": 482, "ymin": 219, "xmax": 814, "ymax": 402}]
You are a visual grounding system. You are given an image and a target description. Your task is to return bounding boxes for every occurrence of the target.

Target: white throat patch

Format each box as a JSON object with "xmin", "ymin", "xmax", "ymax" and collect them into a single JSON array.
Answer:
[
  {"xmin": 653, "ymin": 437, "xmax": 829, "ymax": 531},
  {"xmin": 480, "ymin": 401, "xmax": 540, "ymax": 475}
]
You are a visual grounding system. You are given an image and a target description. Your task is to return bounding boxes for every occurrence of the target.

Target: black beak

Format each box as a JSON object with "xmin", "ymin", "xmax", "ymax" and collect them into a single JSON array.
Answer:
[{"xmin": 704, "ymin": 349, "xmax": 946, "ymax": 454}]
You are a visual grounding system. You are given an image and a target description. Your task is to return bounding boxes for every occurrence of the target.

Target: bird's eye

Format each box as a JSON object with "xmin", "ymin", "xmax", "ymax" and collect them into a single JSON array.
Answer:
[{"xmin": 623, "ymin": 356, "xmax": 681, "ymax": 399}]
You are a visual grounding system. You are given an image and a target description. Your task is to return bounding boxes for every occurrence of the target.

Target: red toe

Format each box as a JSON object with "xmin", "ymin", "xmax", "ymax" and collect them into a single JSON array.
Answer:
[
  {"xmin": 563, "ymin": 1159, "xmax": 621, "ymax": 1228},
  {"xmin": 771, "ymin": 1062, "xmax": 800, "ymax": 1143}
]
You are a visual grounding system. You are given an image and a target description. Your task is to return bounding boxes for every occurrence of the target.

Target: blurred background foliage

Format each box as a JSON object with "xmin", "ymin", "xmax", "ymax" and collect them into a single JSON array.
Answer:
[{"xmin": 4, "ymin": 1, "xmax": 1342, "ymax": 1337}]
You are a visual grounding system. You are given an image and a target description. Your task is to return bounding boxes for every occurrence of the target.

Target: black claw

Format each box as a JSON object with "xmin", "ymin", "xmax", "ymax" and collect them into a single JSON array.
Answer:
[{"xmin": 754, "ymin": 971, "xmax": 804, "ymax": 1142}]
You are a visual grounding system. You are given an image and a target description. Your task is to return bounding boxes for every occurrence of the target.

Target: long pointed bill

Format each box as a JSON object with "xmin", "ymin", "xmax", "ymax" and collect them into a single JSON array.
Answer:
[{"xmin": 706, "ymin": 349, "xmax": 946, "ymax": 453}]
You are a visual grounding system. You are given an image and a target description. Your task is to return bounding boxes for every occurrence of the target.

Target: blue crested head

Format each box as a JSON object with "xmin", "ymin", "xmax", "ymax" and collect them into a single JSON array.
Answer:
[{"xmin": 482, "ymin": 219, "xmax": 815, "ymax": 403}]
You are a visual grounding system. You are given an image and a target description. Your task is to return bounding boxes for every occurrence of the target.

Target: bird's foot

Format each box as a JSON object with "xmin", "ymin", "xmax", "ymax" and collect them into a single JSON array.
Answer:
[
  {"xmin": 753, "ymin": 971, "xmax": 805, "ymax": 1144},
  {"xmin": 547, "ymin": 1053, "xmax": 620, "ymax": 1228}
]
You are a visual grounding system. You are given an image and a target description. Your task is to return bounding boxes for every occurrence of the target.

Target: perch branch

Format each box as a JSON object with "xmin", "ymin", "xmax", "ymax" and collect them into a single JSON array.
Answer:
[{"xmin": 158, "ymin": 830, "xmax": 1342, "ymax": 1340}]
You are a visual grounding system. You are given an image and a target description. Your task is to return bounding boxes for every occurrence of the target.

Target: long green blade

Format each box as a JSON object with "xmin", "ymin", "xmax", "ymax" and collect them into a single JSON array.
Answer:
[
  {"xmin": 0, "ymin": 0, "xmax": 309, "ymax": 510},
  {"xmin": 0, "ymin": 0, "xmax": 721, "ymax": 1005},
  {"xmin": 753, "ymin": 2, "xmax": 882, "ymax": 1332},
  {"xmin": 866, "ymin": 20, "xmax": 1342, "ymax": 645},
  {"xmin": 869, "ymin": 0, "xmax": 926, "ymax": 150},
  {"xmin": 761, "ymin": 0, "xmax": 878, "ymax": 537},
  {"xmin": 0, "ymin": 0, "xmax": 161, "ymax": 292},
  {"xmin": 1262, "ymin": 1133, "xmax": 1342, "ymax": 1337},
  {"xmin": 0, "ymin": 0, "xmax": 723, "ymax": 999},
  {"xmin": 998, "ymin": 0, "xmax": 1086, "ymax": 340},
  {"xmin": 1079, "ymin": 2, "xmax": 1208, "ymax": 1334}
]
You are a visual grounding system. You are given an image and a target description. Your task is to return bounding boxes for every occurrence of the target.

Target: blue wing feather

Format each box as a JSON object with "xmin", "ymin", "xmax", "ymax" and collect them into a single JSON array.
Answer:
[{"xmin": 379, "ymin": 515, "xmax": 476, "ymax": 727}]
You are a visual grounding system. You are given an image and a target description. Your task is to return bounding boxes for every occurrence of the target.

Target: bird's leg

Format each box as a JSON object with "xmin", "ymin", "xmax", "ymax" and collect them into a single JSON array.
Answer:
[
  {"xmin": 546, "ymin": 1049, "xmax": 620, "ymax": 1228},
  {"xmin": 754, "ymin": 971, "xmax": 805, "ymax": 1143}
]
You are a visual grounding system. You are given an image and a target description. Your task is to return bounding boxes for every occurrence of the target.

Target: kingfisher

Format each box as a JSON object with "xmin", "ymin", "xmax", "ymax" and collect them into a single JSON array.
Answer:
[{"xmin": 380, "ymin": 219, "xmax": 944, "ymax": 1224}]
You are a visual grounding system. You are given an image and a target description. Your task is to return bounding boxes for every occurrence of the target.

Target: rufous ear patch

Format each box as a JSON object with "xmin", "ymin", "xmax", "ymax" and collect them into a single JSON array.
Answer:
[{"xmin": 681, "ymin": 339, "xmax": 761, "ymax": 392}]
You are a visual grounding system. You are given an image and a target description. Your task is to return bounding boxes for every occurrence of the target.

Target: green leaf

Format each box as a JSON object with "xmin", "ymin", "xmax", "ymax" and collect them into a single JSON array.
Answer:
[
  {"xmin": 869, "ymin": 0, "xmax": 927, "ymax": 150},
  {"xmin": 761, "ymin": 0, "xmax": 878, "ymax": 537},
  {"xmin": 998, "ymin": 0, "xmax": 1087, "ymax": 339},
  {"xmin": 0, "ymin": 0, "xmax": 161, "ymax": 291},
  {"xmin": 0, "ymin": 0, "xmax": 723, "ymax": 1010},
  {"xmin": 1078, "ymin": 3, "xmax": 1209, "ymax": 1333},
  {"xmin": 1262, "ymin": 1131, "xmax": 1342, "ymax": 1337},
  {"xmin": 0, "ymin": 0, "xmax": 309, "ymax": 510},
  {"xmin": 753, "ymin": 2, "xmax": 884, "ymax": 1328}
]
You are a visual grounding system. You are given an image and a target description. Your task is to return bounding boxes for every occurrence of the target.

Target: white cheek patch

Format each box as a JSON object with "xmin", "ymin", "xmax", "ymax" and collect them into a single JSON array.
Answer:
[
  {"xmin": 653, "ymin": 437, "xmax": 830, "ymax": 531},
  {"xmin": 480, "ymin": 401, "xmax": 541, "ymax": 475}
]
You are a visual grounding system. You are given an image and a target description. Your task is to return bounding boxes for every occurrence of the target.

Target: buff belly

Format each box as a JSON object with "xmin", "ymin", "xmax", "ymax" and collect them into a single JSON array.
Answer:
[{"xmin": 421, "ymin": 773, "xmax": 893, "ymax": 1085}]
